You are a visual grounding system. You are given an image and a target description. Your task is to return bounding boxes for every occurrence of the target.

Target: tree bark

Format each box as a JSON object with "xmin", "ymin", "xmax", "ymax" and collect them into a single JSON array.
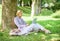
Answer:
[
  {"xmin": 35, "ymin": 0, "xmax": 41, "ymax": 15},
  {"xmin": 2, "ymin": 0, "xmax": 17, "ymax": 30},
  {"xmin": 21, "ymin": 0, "xmax": 24, "ymax": 7},
  {"xmin": 31, "ymin": 0, "xmax": 41, "ymax": 17},
  {"xmin": 31, "ymin": 0, "xmax": 35, "ymax": 17}
]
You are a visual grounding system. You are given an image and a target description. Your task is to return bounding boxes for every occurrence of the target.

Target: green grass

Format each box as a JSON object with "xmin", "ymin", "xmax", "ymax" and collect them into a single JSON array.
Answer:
[{"xmin": 0, "ymin": 20, "xmax": 60, "ymax": 41}]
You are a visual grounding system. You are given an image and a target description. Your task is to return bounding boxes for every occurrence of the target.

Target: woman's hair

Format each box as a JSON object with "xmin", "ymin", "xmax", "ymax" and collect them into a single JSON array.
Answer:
[{"xmin": 16, "ymin": 10, "xmax": 22, "ymax": 16}]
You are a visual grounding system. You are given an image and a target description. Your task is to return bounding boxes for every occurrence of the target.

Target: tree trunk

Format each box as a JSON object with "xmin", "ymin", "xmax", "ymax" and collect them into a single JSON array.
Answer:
[
  {"xmin": 2, "ymin": 0, "xmax": 17, "ymax": 30},
  {"xmin": 31, "ymin": 0, "xmax": 35, "ymax": 17},
  {"xmin": 22, "ymin": 0, "xmax": 24, "ymax": 7},
  {"xmin": 35, "ymin": 0, "xmax": 41, "ymax": 15},
  {"xmin": 31, "ymin": 0, "xmax": 41, "ymax": 17}
]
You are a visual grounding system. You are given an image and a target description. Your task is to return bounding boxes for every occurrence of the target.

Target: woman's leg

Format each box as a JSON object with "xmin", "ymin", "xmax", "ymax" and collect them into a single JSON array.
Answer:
[
  {"xmin": 32, "ymin": 23, "xmax": 51, "ymax": 34},
  {"xmin": 26, "ymin": 23, "xmax": 45, "ymax": 32},
  {"xmin": 35, "ymin": 23, "xmax": 45, "ymax": 31}
]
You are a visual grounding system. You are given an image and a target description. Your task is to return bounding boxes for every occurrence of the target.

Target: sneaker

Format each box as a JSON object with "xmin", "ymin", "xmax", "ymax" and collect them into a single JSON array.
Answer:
[{"xmin": 45, "ymin": 30, "xmax": 51, "ymax": 34}]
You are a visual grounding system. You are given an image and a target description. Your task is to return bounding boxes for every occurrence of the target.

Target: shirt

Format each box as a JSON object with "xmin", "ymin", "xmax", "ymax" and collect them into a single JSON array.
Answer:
[{"xmin": 14, "ymin": 16, "xmax": 27, "ymax": 29}]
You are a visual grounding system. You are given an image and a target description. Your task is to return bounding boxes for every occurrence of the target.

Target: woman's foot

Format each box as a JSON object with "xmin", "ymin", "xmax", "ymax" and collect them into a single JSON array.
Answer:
[{"xmin": 45, "ymin": 30, "xmax": 51, "ymax": 34}]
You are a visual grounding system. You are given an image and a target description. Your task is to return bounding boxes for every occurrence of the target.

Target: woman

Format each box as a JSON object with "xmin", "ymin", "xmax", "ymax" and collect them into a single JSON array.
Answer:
[{"xmin": 9, "ymin": 10, "xmax": 51, "ymax": 35}]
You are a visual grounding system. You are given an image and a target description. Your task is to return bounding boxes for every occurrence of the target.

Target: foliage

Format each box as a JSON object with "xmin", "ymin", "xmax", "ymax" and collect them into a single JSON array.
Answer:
[
  {"xmin": 17, "ymin": 6, "xmax": 31, "ymax": 16},
  {"xmin": 53, "ymin": 15, "xmax": 60, "ymax": 18},
  {"xmin": 42, "ymin": 0, "xmax": 53, "ymax": 3},
  {"xmin": 40, "ymin": 9, "xmax": 53, "ymax": 16},
  {"xmin": 17, "ymin": 7, "xmax": 53, "ymax": 16},
  {"xmin": 51, "ymin": 10, "xmax": 60, "ymax": 18},
  {"xmin": 23, "ymin": 0, "xmax": 31, "ymax": 4},
  {"xmin": 42, "ymin": 0, "xmax": 60, "ymax": 12},
  {"xmin": 51, "ymin": 2, "xmax": 60, "ymax": 12}
]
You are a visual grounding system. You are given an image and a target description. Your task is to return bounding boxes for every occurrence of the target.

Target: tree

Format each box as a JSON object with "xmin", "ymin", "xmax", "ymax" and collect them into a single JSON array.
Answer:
[
  {"xmin": 19, "ymin": 0, "xmax": 31, "ymax": 6},
  {"xmin": 2, "ymin": 0, "xmax": 17, "ymax": 31},
  {"xmin": 0, "ymin": 0, "xmax": 2, "ymax": 4},
  {"xmin": 31, "ymin": 0, "xmax": 41, "ymax": 17}
]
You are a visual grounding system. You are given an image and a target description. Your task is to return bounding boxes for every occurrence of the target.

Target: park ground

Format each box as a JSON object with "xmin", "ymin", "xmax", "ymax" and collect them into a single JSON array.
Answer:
[{"xmin": 0, "ymin": 4, "xmax": 60, "ymax": 41}]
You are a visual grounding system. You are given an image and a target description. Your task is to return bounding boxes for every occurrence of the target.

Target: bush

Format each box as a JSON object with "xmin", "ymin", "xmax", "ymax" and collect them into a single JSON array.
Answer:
[
  {"xmin": 40, "ymin": 9, "xmax": 53, "ymax": 16},
  {"xmin": 51, "ymin": 2, "xmax": 60, "ymax": 12},
  {"xmin": 0, "ymin": 32, "xmax": 3, "ymax": 37},
  {"xmin": 51, "ymin": 10, "xmax": 60, "ymax": 18},
  {"xmin": 53, "ymin": 15, "xmax": 60, "ymax": 18}
]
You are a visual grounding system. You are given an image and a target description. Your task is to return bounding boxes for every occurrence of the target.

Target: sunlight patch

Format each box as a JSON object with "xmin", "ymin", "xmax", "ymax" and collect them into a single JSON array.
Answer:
[
  {"xmin": 46, "ymin": 24, "xmax": 52, "ymax": 27},
  {"xmin": 51, "ymin": 34, "xmax": 59, "ymax": 36},
  {"xmin": 50, "ymin": 38, "xmax": 60, "ymax": 41}
]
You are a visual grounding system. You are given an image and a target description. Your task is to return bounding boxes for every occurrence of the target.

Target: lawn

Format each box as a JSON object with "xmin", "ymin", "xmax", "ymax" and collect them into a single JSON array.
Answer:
[
  {"xmin": 0, "ymin": 5, "xmax": 60, "ymax": 41},
  {"xmin": 0, "ymin": 20, "xmax": 60, "ymax": 41}
]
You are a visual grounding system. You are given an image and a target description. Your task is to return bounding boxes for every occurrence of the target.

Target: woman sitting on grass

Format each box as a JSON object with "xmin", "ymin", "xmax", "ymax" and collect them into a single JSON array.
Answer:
[{"xmin": 9, "ymin": 10, "xmax": 51, "ymax": 35}]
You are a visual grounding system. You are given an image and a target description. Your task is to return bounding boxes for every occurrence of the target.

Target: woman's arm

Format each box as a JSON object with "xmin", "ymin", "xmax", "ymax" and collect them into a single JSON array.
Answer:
[
  {"xmin": 14, "ymin": 18, "xmax": 27, "ymax": 28},
  {"xmin": 14, "ymin": 18, "xmax": 21, "ymax": 28}
]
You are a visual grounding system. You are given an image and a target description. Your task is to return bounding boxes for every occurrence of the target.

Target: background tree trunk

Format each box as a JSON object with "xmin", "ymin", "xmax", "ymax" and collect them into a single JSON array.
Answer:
[
  {"xmin": 31, "ymin": 0, "xmax": 41, "ymax": 17},
  {"xmin": 35, "ymin": 0, "xmax": 41, "ymax": 15},
  {"xmin": 21, "ymin": 0, "xmax": 24, "ymax": 7},
  {"xmin": 2, "ymin": 0, "xmax": 17, "ymax": 30},
  {"xmin": 31, "ymin": 0, "xmax": 35, "ymax": 17}
]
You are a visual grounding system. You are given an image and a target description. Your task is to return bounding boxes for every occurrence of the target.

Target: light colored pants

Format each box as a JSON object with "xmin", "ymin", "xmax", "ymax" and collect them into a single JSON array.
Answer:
[{"xmin": 18, "ymin": 23, "xmax": 45, "ymax": 35}]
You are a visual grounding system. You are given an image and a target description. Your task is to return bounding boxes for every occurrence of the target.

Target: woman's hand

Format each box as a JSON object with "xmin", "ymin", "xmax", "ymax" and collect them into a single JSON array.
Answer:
[
  {"xmin": 27, "ymin": 24, "xmax": 29, "ymax": 26},
  {"xmin": 26, "ymin": 24, "xmax": 29, "ymax": 27}
]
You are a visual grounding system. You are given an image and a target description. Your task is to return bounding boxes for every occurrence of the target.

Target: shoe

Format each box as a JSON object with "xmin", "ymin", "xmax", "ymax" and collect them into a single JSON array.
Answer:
[{"xmin": 45, "ymin": 30, "xmax": 51, "ymax": 34}]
